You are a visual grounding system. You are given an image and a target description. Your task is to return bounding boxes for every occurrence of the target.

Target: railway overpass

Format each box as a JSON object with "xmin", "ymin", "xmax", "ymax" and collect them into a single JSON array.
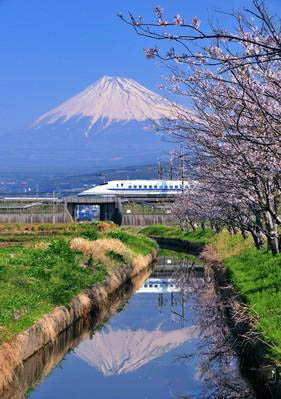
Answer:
[
  {"xmin": 0, "ymin": 194, "xmax": 176, "ymax": 225},
  {"xmin": 65, "ymin": 194, "xmax": 176, "ymax": 224}
]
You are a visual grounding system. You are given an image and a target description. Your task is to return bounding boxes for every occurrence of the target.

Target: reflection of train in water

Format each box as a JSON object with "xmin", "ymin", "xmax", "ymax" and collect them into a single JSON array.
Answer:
[
  {"xmin": 137, "ymin": 278, "xmax": 180, "ymax": 293},
  {"xmin": 78, "ymin": 180, "xmax": 190, "ymax": 196}
]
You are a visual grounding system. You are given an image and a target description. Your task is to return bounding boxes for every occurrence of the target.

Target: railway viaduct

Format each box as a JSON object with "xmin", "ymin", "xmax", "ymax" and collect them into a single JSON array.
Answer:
[
  {"xmin": 0, "ymin": 194, "xmax": 176, "ymax": 225},
  {"xmin": 65, "ymin": 194, "xmax": 175, "ymax": 225}
]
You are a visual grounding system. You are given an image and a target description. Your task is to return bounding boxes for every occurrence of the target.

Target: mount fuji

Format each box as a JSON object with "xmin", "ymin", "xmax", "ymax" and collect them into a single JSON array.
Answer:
[{"xmin": 1, "ymin": 76, "xmax": 179, "ymax": 174}]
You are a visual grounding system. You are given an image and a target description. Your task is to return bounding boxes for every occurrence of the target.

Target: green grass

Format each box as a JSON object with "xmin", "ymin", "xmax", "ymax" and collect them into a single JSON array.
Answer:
[
  {"xmin": 210, "ymin": 230, "xmax": 254, "ymax": 259},
  {"xmin": 106, "ymin": 250, "xmax": 127, "ymax": 265},
  {"xmin": 107, "ymin": 231, "xmax": 158, "ymax": 255},
  {"xmin": 0, "ymin": 239, "xmax": 107, "ymax": 344},
  {"xmin": 0, "ymin": 222, "xmax": 157, "ymax": 345},
  {"xmin": 224, "ymin": 248, "xmax": 281, "ymax": 361},
  {"xmin": 140, "ymin": 224, "xmax": 215, "ymax": 245},
  {"xmin": 206, "ymin": 230, "xmax": 281, "ymax": 362}
]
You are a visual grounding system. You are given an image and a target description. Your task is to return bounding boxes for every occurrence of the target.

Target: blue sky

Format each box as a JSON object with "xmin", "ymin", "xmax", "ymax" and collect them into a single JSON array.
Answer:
[{"xmin": 0, "ymin": 0, "xmax": 280, "ymax": 132}]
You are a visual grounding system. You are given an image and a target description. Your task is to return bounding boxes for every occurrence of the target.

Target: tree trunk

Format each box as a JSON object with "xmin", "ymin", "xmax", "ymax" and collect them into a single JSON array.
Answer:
[
  {"xmin": 265, "ymin": 211, "xmax": 279, "ymax": 255},
  {"xmin": 249, "ymin": 229, "xmax": 263, "ymax": 250},
  {"xmin": 241, "ymin": 228, "xmax": 248, "ymax": 240},
  {"xmin": 190, "ymin": 222, "xmax": 196, "ymax": 231},
  {"xmin": 214, "ymin": 224, "xmax": 221, "ymax": 233},
  {"xmin": 227, "ymin": 226, "xmax": 233, "ymax": 235}
]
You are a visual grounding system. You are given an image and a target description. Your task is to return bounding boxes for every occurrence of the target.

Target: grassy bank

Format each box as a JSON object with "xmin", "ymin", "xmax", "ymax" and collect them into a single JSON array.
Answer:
[
  {"xmin": 141, "ymin": 224, "xmax": 281, "ymax": 362},
  {"xmin": 210, "ymin": 231, "xmax": 281, "ymax": 362},
  {"xmin": 0, "ymin": 222, "xmax": 157, "ymax": 345},
  {"xmin": 140, "ymin": 224, "xmax": 215, "ymax": 245}
]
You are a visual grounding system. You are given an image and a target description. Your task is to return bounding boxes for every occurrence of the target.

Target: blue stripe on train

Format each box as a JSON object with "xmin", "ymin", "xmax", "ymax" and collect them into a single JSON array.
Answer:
[{"xmin": 108, "ymin": 188, "xmax": 183, "ymax": 191}]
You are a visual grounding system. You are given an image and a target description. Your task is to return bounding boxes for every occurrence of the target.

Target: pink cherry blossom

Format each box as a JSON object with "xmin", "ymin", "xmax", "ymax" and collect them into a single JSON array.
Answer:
[
  {"xmin": 191, "ymin": 17, "xmax": 201, "ymax": 29},
  {"xmin": 144, "ymin": 48, "xmax": 157, "ymax": 59}
]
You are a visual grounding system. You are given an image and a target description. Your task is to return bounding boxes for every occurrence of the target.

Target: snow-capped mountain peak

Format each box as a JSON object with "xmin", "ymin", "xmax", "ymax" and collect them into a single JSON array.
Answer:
[{"xmin": 33, "ymin": 76, "xmax": 173, "ymax": 129}]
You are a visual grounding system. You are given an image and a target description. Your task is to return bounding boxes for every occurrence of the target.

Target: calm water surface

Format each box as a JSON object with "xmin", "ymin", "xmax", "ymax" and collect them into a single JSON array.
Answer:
[{"xmin": 25, "ymin": 257, "xmax": 254, "ymax": 399}]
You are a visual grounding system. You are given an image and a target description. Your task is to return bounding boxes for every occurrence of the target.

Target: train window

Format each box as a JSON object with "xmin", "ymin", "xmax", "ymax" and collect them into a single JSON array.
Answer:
[
  {"xmin": 121, "ymin": 183, "xmax": 123, "ymax": 187},
  {"xmin": 175, "ymin": 185, "xmax": 178, "ymax": 188},
  {"xmin": 149, "ymin": 185, "xmax": 152, "ymax": 188},
  {"xmin": 134, "ymin": 185, "xmax": 137, "ymax": 188},
  {"xmin": 154, "ymin": 284, "xmax": 158, "ymax": 287},
  {"xmin": 144, "ymin": 284, "xmax": 147, "ymax": 288},
  {"xmin": 144, "ymin": 185, "xmax": 147, "ymax": 188},
  {"xmin": 164, "ymin": 186, "xmax": 168, "ymax": 189},
  {"xmin": 116, "ymin": 184, "xmax": 119, "ymax": 187},
  {"xmin": 139, "ymin": 185, "xmax": 142, "ymax": 188},
  {"xmin": 149, "ymin": 284, "xmax": 153, "ymax": 288},
  {"xmin": 170, "ymin": 186, "xmax": 173, "ymax": 189},
  {"xmin": 128, "ymin": 185, "xmax": 132, "ymax": 189},
  {"xmin": 154, "ymin": 185, "xmax": 158, "ymax": 188}
]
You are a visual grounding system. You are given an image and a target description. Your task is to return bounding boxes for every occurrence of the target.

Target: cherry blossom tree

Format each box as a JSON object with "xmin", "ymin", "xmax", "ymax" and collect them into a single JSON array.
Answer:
[
  {"xmin": 121, "ymin": 1, "xmax": 281, "ymax": 254},
  {"xmin": 119, "ymin": 1, "xmax": 281, "ymax": 69}
]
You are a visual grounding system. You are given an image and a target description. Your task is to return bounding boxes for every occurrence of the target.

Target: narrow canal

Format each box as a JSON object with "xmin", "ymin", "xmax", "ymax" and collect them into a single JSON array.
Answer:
[{"xmin": 9, "ymin": 251, "xmax": 255, "ymax": 399}]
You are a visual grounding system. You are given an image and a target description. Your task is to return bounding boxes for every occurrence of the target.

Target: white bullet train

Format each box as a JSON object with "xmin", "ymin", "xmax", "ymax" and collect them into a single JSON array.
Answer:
[{"xmin": 78, "ymin": 179, "xmax": 189, "ymax": 196}]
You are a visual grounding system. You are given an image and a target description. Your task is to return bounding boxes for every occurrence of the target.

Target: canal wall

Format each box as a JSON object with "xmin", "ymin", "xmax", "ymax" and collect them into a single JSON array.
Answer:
[
  {"xmin": 209, "ymin": 257, "xmax": 281, "ymax": 398},
  {"xmin": 0, "ymin": 267, "xmax": 154, "ymax": 399},
  {"xmin": 199, "ymin": 245, "xmax": 281, "ymax": 399},
  {"xmin": 0, "ymin": 250, "xmax": 158, "ymax": 394},
  {"xmin": 151, "ymin": 236, "xmax": 280, "ymax": 398}
]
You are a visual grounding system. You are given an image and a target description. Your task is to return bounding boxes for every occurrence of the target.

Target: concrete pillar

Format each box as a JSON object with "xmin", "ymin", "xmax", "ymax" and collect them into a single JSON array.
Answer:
[
  {"xmin": 112, "ymin": 198, "xmax": 123, "ymax": 226},
  {"xmin": 100, "ymin": 201, "xmax": 123, "ymax": 225},
  {"xmin": 100, "ymin": 203, "xmax": 114, "ymax": 221},
  {"xmin": 67, "ymin": 203, "xmax": 76, "ymax": 220},
  {"xmin": 99, "ymin": 204, "xmax": 106, "ymax": 221}
]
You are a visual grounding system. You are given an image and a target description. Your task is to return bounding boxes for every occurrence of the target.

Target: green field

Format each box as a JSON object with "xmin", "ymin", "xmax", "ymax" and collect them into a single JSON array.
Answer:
[{"xmin": 0, "ymin": 222, "xmax": 157, "ymax": 345}]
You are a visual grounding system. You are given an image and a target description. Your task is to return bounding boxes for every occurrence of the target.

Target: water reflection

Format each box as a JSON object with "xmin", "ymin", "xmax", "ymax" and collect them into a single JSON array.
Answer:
[
  {"xmin": 171, "ymin": 264, "xmax": 255, "ymax": 399},
  {"xmin": 137, "ymin": 278, "xmax": 180, "ymax": 293},
  {"xmin": 75, "ymin": 325, "xmax": 198, "ymax": 376},
  {"xmin": 0, "ymin": 266, "xmax": 153, "ymax": 399},
  {"xmin": 1, "ymin": 257, "xmax": 255, "ymax": 399}
]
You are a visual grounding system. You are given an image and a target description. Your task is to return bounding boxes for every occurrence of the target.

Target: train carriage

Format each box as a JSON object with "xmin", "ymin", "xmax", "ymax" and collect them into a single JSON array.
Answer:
[{"xmin": 78, "ymin": 180, "xmax": 190, "ymax": 196}]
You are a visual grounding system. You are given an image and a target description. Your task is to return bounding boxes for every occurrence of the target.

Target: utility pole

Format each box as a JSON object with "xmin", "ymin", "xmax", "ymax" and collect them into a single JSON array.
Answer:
[
  {"xmin": 180, "ymin": 147, "xmax": 186, "ymax": 190},
  {"xmin": 52, "ymin": 191, "xmax": 55, "ymax": 224},
  {"xmin": 158, "ymin": 159, "xmax": 163, "ymax": 180},
  {"xmin": 169, "ymin": 150, "xmax": 176, "ymax": 180}
]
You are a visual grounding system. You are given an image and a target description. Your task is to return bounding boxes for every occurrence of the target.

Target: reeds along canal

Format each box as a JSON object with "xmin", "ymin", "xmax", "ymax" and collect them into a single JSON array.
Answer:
[{"xmin": 4, "ymin": 253, "xmax": 255, "ymax": 399}]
